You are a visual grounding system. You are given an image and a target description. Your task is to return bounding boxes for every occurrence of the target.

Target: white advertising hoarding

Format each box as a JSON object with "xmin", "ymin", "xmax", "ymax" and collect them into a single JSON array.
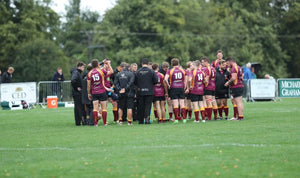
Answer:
[
  {"xmin": 0, "ymin": 82, "xmax": 37, "ymax": 104},
  {"xmin": 250, "ymin": 79, "xmax": 276, "ymax": 99}
]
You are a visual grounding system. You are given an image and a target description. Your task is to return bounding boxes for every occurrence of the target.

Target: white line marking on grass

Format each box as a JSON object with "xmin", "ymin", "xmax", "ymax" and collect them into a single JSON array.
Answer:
[
  {"xmin": 132, "ymin": 143, "xmax": 273, "ymax": 149},
  {"xmin": 0, "ymin": 147, "xmax": 72, "ymax": 151}
]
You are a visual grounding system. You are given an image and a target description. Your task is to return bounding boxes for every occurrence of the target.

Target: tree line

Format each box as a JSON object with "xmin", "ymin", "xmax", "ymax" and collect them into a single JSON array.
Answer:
[{"xmin": 0, "ymin": 0, "xmax": 299, "ymax": 82}]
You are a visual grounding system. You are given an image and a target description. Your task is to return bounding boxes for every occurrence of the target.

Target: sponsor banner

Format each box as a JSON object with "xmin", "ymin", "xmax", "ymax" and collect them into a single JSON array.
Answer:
[
  {"xmin": 0, "ymin": 82, "xmax": 37, "ymax": 103},
  {"xmin": 278, "ymin": 78, "xmax": 300, "ymax": 98},
  {"xmin": 250, "ymin": 79, "xmax": 276, "ymax": 99}
]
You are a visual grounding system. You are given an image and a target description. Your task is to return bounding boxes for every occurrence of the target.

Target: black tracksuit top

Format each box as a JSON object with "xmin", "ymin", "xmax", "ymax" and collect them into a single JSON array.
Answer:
[{"xmin": 135, "ymin": 67, "xmax": 158, "ymax": 96}]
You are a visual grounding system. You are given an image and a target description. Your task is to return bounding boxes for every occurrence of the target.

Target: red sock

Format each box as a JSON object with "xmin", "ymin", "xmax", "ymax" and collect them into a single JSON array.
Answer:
[
  {"xmin": 173, "ymin": 108, "xmax": 179, "ymax": 120},
  {"xmin": 207, "ymin": 107, "xmax": 213, "ymax": 120},
  {"xmin": 194, "ymin": 110, "xmax": 199, "ymax": 121},
  {"xmin": 233, "ymin": 105, "xmax": 238, "ymax": 118},
  {"xmin": 224, "ymin": 106, "xmax": 229, "ymax": 117},
  {"xmin": 200, "ymin": 110, "xmax": 206, "ymax": 121},
  {"xmin": 181, "ymin": 108, "xmax": 187, "ymax": 119},
  {"xmin": 154, "ymin": 109, "xmax": 158, "ymax": 119},
  {"xmin": 188, "ymin": 110, "xmax": 192, "ymax": 118},
  {"xmin": 238, "ymin": 115, "xmax": 244, "ymax": 120},
  {"xmin": 93, "ymin": 111, "xmax": 98, "ymax": 125},
  {"xmin": 213, "ymin": 107, "xmax": 218, "ymax": 119},
  {"xmin": 169, "ymin": 112, "xmax": 173, "ymax": 119},
  {"xmin": 205, "ymin": 107, "xmax": 209, "ymax": 118},
  {"xmin": 102, "ymin": 110, "xmax": 107, "ymax": 125},
  {"xmin": 218, "ymin": 106, "xmax": 223, "ymax": 118},
  {"xmin": 113, "ymin": 108, "xmax": 118, "ymax": 121}
]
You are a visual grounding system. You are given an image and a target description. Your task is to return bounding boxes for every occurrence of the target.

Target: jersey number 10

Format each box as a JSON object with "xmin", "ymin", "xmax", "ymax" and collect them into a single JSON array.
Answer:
[{"xmin": 174, "ymin": 72, "xmax": 182, "ymax": 79}]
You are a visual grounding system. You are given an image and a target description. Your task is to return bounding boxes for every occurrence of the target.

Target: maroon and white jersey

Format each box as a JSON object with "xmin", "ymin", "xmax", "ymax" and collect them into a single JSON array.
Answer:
[
  {"xmin": 190, "ymin": 68, "xmax": 206, "ymax": 95},
  {"xmin": 229, "ymin": 64, "xmax": 244, "ymax": 89},
  {"xmin": 154, "ymin": 72, "xmax": 165, "ymax": 97},
  {"xmin": 166, "ymin": 67, "xmax": 186, "ymax": 89},
  {"xmin": 87, "ymin": 68, "xmax": 107, "ymax": 94},
  {"xmin": 203, "ymin": 65, "xmax": 216, "ymax": 91}
]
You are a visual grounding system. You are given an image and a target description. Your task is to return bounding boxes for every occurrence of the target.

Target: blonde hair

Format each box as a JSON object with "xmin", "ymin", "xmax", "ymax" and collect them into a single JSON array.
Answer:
[{"xmin": 8, "ymin": 67, "xmax": 14, "ymax": 72}]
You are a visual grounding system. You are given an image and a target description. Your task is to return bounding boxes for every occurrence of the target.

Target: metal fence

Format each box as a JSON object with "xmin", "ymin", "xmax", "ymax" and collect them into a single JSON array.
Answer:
[{"xmin": 37, "ymin": 81, "xmax": 73, "ymax": 104}]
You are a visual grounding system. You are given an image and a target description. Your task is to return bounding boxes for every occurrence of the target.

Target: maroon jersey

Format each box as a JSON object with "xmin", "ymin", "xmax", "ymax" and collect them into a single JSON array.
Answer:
[
  {"xmin": 154, "ymin": 72, "xmax": 165, "ymax": 97},
  {"xmin": 167, "ymin": 67, "xmax": 186, "ymax": 89},
  {"xmin": 212, "ymin": 59, "xmax": 219, "ymax": 69},
  {"xmin": 230, "ymin": 64, "xmax": 244, "ymax": 89},
  {"xmin": 104, "ymin": 73, "xmax": 111, "ymax": 88},
  {"xmin": 190, "ymin": 68, "xmax": 206, "ymax": 95},
  {"xmin": 212, "ymin": 59, "xmax": 229, "ymax": 69},
  {"xmin": 87, "ymin": 68, "xmax": 107, "ymax": 94},
  {"xmin": 203, "ymin": 65, "xmax": 216, "ymax": 91}
]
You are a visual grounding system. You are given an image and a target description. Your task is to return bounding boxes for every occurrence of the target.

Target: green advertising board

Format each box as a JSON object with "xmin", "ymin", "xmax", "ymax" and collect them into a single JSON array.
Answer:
[{"xmin": 278, "ymin": 78, "xmax": 300, "ymax": 98}]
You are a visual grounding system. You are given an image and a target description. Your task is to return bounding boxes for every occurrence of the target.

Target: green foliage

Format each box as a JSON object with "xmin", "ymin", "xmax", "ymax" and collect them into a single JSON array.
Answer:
[
  {"xmin": 94, "ymin": 0, "xmax": 296, "ymax": 78},
  {"xmin": 279, "ymin": 2, "xmax": 300, "ymax": 77},
  {"xmin": 0, "ymin": 0, "xmax": 61, "ymax": 73},
  {"xmin": 13, "ymin": 39, "xmax": 69, "ymax": 82},
  {"xmin": 0, "ymin": 0, "xmax": 298, "ymax": 80},
  {"xmin": 59, "ymin": 0, "xmax": 101, "ymax": 64}
]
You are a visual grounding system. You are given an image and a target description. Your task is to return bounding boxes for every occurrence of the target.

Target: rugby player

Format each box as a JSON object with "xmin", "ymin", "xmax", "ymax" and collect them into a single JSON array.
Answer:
[
  {"xmin": 152, "ymin": 63, "xmax": 166, "ymax": 123},
  {"xmin": 225, "ymin": 57, "xmax": 244, "ymax": 121},
  {"xmin": 164, "ymin": 58, "xmax": 188, "ymax": 123},
  {"xmin": 87, "ymin": 59, "xmax": 111, "ymax": 126},
  {"xmin": 188, "ymin": 60, "xmax": 206, "ymax": 123},
  {"xmin": 185, "ymin": 61, "xmax": 193, "ymax": 120},
  {"xmin": 101, "ymin": 59, "xmax": 117, "ymax": 122},
  {"xmin": 201, "ymin": 57, "xmax": 218, "ymax": 121},
  {"xmin": 159, "ymin": 62, "xmax": 173, "ymax": 121}
]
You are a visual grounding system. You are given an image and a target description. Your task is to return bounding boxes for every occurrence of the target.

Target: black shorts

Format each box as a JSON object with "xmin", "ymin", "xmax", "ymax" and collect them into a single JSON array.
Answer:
[
  {"xmin": 189, "ymin": 94, "xmax": 203, "ymax": 102},
  {"xmin": 204, "ymin": 90, "xmax": 215, "ymax": 96},
  {"xmin": 215, "ymin": 93, "xmax": 229, "ymax": 99},
  {"xmin": 231, "ymin": 87, "xmax": 244, "ymax": 98},
  {"xmin": 92, "ymin": 93, "xmax": 108, "ymax": 101},
  {"xmin": 153, "ymin": 96, "xmax": 166, "ymax": 102},
  {"xmin": 118, "ymin": 95, "xmax": 134, "ymax": 109},
  {"xmin": 169, "ymin": 88, "xmax": 185, "ymax": 100},
  {"xmin": 185, "ymin": 93, "xmax": 191, "ymax": 100}
]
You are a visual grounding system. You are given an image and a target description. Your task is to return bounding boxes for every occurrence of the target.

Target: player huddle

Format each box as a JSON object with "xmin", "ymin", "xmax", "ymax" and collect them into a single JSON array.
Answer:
[{"xmin": 80, "ymin": 50, "xmax": 244, "ymax": 126}]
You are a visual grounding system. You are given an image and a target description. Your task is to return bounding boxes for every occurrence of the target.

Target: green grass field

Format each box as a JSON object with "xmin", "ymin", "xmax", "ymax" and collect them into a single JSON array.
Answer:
[{"xmin": 0, "ymin": 99, "xmax": 299, "ymax": 177}]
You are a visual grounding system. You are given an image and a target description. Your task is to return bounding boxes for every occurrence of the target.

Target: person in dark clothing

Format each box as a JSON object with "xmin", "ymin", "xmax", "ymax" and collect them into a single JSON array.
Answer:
[
  {"xmin": 158, "ymin": 62, "xmax": 169, "ymax": 76},
  {"xmin": 0, "ymin": 70, "xmax": 2, "ymax": 84},
  {"xmin": 82, "ymin": 64, "xmax": 94, "ymax": 125},
  {"xmin": 110, "ymin": 65, "xmax": 128, "ymax": 122},
  {"xmin": 215, "ymin": 60, "xmax": 230, "ymax": 120},
  {"xmin": 135, "ymin": 58, "xmax": 158, "ymax": 124},
  {"xmin": 114, "ymin": 62, "xmax": 135, "ymax": 125},
  {"xmin": 1, "ymin": 67, "xmax": 14, "ymax": 83},
  {"xmin": 71, "ymin": 62, "xmax": 86, "ymax": 126},
  {"xmin": 51, "ymin": 67, "xmax": 65, "ymax": 96},
  {"xmin": 110, "ymin": 66, "xmax": 123, "ymax": 84},
  {"xmin": 130, "ymin": 63, "xmax": 138, "ymax": 121}
]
